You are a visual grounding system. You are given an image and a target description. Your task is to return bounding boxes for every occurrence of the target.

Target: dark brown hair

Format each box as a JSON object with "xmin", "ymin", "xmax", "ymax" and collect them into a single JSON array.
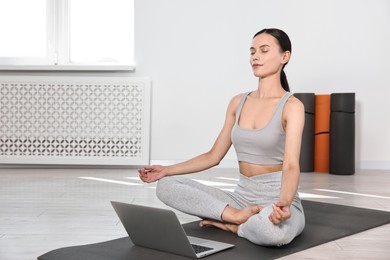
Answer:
[{"xmin": 253, "ymin": 28, "xmax": 292, "ymax": 92}]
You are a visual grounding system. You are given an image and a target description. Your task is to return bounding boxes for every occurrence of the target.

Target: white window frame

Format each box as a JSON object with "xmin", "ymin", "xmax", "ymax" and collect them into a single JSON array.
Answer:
[{"xmin": 0, "ymin": 0, "xmax": 135, "ymax": 71}]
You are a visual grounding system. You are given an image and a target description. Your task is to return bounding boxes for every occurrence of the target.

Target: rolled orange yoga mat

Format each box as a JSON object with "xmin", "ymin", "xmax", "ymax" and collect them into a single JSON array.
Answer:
[{"xmin": 314, "ymin": 94, "xmax": 330, "ymax": 173}]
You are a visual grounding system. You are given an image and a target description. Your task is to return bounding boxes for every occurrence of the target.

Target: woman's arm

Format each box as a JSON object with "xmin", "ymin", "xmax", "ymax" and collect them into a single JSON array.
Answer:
[
  {"xmin": 269, "ymin": 96, "xmax": 305, "ymax": 224},
  {"xmin": 139, "ymin": 94, "xmax": 242, "ymax": 183},
  {"xmin": 280, "ymin": 96, "xmax": 305, "ymax": 205}
]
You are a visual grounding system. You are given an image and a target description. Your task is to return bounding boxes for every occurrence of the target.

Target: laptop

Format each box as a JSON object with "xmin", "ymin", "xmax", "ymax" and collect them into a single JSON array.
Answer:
[{"xmin": 111, "ymin": 201, "xmax": 235, "ymax": 258}]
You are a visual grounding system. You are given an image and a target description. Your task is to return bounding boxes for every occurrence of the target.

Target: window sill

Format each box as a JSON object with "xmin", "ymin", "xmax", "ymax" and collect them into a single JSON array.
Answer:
[{"xmin": 0, "ymin": 64, "xmax": 136, "ymax": 72}]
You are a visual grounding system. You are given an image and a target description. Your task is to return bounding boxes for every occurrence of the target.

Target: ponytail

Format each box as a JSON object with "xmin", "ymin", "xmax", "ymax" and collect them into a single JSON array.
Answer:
[{"xmin": 280, "ymin": 69, "xmax": 290, "ymax": 92}]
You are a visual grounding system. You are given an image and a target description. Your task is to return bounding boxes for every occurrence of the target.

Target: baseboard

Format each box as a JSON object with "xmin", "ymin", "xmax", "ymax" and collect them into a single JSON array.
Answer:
[
  {"xmin": 1, "ymin": 159, "xmax": 388, "ymax": 170},
  {"xmin": 357, "ymin": 161, "xmax": 390, "ymax": 170},
  {"xmin": 151, "ymin": 159, "xmax": 390, "ymax": 170},
  {"xmin": 150, "ymin": 159, "xmax": 239, "ymax": 168}
]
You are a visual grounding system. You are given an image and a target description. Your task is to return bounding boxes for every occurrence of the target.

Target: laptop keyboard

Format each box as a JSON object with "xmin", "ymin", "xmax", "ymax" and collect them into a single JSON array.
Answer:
[{"xmin": 191, "ymin": 244, "xmax": 213, "ymax": 254}]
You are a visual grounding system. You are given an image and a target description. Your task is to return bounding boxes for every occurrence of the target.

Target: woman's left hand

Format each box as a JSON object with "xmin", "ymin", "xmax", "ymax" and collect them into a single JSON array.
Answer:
[{"xmin": 268, "ymin": 201, "xmax": 291, "ymax": 224}]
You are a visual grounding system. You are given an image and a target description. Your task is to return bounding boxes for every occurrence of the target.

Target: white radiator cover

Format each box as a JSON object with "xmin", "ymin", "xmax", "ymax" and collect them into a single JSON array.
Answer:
[{"xmin": 0, "ymin": 76, "xmax": 151, "ymax": 166}]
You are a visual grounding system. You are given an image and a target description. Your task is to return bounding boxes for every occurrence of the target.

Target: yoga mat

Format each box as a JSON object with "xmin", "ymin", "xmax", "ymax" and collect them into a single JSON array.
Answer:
[
  {"xmin": 330, "ymin": 93, "xmax": 355, "ymax": 175},
  {"xmin": 38, "ymin": 200, "xmax": 390, "ymax": 260},
  {"xmin": 314, "ymin": 94, "xmax": 331, "ymax": 173},
  {"xmin": 293, "ymin": 93, "xmax": 315, "ymax": 172}
]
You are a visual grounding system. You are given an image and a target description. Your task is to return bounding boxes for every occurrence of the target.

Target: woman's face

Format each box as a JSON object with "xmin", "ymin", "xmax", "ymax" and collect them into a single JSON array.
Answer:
[{"xmin": 250, "ymin": 33, "xmax": 290, "ymax": 79}]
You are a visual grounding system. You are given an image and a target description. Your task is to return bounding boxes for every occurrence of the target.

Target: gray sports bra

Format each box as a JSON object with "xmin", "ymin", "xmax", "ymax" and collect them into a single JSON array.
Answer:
[{"xmin": 231, "ymin": 91, "xmax": 292, "ymax": 165}]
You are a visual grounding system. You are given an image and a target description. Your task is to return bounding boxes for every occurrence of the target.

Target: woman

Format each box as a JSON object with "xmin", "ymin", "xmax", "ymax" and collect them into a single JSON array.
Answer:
[{"xmin": 139, "ymin": 28, "xmax": 305, "ymax": 246}]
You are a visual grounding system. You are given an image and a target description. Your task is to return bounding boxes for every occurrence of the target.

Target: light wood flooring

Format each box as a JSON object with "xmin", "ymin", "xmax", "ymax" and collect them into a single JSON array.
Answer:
[{"xmin": 1, "ymin": 168, "xmax": 389, "ymax": 259}]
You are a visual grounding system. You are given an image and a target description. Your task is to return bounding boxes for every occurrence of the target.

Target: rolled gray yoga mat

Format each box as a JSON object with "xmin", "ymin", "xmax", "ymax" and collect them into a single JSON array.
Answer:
[
  {"xmin": 294, "ymin": 93, "xmax": 315, "ymax": 172},
  {"xmin": 330, "ymin": 93, "xmax": 355, "ymax": 175}
]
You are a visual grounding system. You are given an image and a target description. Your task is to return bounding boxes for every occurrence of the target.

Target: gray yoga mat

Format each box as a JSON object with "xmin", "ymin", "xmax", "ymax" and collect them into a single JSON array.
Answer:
[
  {"xmin": 293, "ymin": 93, "xmax": 315, "ymax": 172},
  {"xmin": 38, "ymin": 200, "xmax": 390, "ymax": 260}
]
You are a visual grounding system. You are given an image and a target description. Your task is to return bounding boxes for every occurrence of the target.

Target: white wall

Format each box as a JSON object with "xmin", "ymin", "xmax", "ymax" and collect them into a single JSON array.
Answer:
[
  {"xmin": 133, "ymin": 0, "xmax": 390, "ymax": 169},
  {"xmin": 1, "ymin": 0, "xmax": 389, "ymax": 169}
]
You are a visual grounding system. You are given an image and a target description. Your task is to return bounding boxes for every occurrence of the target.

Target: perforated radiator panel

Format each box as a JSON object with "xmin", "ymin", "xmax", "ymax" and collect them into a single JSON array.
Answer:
[{"xmin": 0, "ymin": 76, "xmax": 151, "ymax": 166}]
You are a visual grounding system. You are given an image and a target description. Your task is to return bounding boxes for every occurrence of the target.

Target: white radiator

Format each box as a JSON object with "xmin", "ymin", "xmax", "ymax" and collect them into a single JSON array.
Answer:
[{"xmin": 0, "ymin": 76, "xmax": 151, "ymax": 167}]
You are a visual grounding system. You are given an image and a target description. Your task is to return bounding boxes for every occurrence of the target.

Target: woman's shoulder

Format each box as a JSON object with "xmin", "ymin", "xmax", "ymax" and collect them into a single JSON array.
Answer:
[
  {"xmin": 231, "ymin": 92, "xmax": 245, "ymax": 101},
  {"xmin": 231, "ymin": 91, "xmax": 252, "ymax": 102},
  {"xmin": 286, "ymin": 94, "xmax": 303, "ymax": 106},
  {"xmin": 229, "ymin": 92, "xmax": 249, "ymax": 106},
  {"xmin": 285, "ymin": 94, "xmax": 304, "ymax": 114},
  {"xmin": 226, "ymin": 92, "xmax": 248, "ymax": 113}
]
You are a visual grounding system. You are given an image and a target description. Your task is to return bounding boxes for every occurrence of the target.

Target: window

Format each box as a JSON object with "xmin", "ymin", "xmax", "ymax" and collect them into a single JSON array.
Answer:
[{"xmin": 0, "ymin": 0, "xmax": 134, "ymax": 71}]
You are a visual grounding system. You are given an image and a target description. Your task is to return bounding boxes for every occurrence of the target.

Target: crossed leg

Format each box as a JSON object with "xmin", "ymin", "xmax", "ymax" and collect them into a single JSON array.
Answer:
[{"xmin": 199, "ymin": 205, "xmax": 263, "ymax": 233}]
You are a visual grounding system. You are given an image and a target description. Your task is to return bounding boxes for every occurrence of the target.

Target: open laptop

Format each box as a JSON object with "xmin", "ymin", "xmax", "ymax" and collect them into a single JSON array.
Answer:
[{"xmin": 111, "ymin": 201, "xmax": 234, "ymax": 258}]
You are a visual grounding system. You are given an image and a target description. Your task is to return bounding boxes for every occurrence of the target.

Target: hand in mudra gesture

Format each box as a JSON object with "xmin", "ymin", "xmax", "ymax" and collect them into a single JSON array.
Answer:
[
  {"xmin": 268, "ymin": 201, "xmax": 291, "ymax": 224},
  {"xmin": 138, "ymin": 165, "xmax": 167, "ymax": 183}
]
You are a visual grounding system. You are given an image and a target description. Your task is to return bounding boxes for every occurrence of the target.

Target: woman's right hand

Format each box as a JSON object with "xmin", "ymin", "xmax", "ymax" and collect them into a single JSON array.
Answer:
[{"xmin": 138, "ymin": 165, "xmax": 167, "ymax": 183}]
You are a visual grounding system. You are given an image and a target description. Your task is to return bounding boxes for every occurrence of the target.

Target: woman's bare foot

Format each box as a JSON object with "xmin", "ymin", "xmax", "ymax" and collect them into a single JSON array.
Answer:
[
  {"xmin": 199, "ymin": 220, "xmax": 239, "ymax": 234},
  {"xmin": 221, "ymin": 205, "xmax": 262, "ymax": 224},
  {"xmin": 199, "ymin": 205, "xmax": 262, "ymax": 234}
]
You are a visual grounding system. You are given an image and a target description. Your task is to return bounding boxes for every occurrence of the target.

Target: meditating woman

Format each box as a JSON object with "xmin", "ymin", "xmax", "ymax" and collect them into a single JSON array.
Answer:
[{"xmin": 138, "ymin": 28, "xmax": 305, "ymax": 246}]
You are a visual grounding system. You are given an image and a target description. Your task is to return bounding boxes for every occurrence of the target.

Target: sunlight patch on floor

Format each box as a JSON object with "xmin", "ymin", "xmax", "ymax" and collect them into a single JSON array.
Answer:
[
  {"xmin": 316, "ymin": 189, "xmax": 390, "ymax": 200},
  {"xmin": 79, "ymin": 177, "xmax": 142, "ymax": 186},
  {"xmin": 299, "ymin": 192, "xmax": 339, "ymax": 199},
  {"xmin": 193, "ymin": 179, "xmax": 237, "ymax": 187}
]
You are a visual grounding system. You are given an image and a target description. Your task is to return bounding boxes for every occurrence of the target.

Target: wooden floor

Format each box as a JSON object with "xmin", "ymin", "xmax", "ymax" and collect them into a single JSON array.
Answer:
[{"xmin": 1, "ymin": 167, "xmax": 389, "ymax": 260}]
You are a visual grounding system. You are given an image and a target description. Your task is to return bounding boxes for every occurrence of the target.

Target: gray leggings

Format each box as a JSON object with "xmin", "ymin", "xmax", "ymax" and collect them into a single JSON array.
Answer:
[{"xmin": 156, "ymin": 171, "xmax": 305, "ymax": 246}]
